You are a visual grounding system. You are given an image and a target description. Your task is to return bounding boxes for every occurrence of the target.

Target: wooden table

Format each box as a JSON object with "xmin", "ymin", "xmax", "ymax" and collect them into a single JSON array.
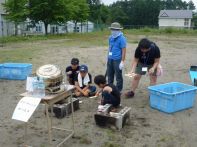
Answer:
[{"xmin": 20, "ymin": 85, "xmax": 75, "ymax": 147}]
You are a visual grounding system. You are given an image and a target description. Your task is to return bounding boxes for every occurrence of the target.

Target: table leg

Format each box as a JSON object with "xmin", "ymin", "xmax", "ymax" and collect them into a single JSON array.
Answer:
[
  {"xmin": 45, "ymin": 103, "xmax": 52, "ymax": 144},
  {"xmin": 70, "ymin": 95, "xmax": 75, "ymax": 133},
  {"xmin": 24, "ymin": 122, "xmax": 27, "ymax": 146}
]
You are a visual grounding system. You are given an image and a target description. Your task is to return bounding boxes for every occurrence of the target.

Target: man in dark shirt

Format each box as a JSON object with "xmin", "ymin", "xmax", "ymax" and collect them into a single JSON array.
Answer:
[
  {"xmin": 94, "ymin": 75, "xmax": 120, "ymax": 107},
  {"xmin": 66, "ymin": 58, "xmax": 80, "ymax": 85},
  {"xmin": 74, "ymin": 65, "xmax": 96, "ymax": 97},
  {"xmin": 125, "ymin": 38, "xmax": 161, "ymax": 98}
]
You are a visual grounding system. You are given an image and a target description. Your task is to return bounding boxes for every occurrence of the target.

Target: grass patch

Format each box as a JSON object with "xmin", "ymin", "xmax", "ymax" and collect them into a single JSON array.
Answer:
[
  {"xmin": 0, "ymin": 28, "xmax": 196, "ymax": 63},
  {"xmin": 0, "ymin": 47, "xmax": 36, "ymax": 63},
  {"xmin": 101, "ymin": 142, "xmax": 121, "ymax": 147},
  {"xmin": 0, "ymin": 31, "xmax": 109, "ymax": 46},
  {"xmin": 79, "ymin": 137, "xmax": 92, "ymax": 144},
  {"xmin": 126, "ymin": 27, "xmax": 197, "ymax": 35},
  {"xmin": 1, "ymin": 28, "xmax": 197, "ymax": 45}
]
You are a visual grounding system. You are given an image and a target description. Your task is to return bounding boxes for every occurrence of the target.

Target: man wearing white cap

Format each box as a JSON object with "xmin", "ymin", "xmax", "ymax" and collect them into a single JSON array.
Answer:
[{"xmin": 107, "ymin": 22, "xmax": 127, "ymax": 92}]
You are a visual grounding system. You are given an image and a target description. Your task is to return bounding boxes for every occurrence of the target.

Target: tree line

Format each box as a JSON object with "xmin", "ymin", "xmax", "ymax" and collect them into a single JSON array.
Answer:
[
  {"xmin": 3, "ymin": 0, "xmax": 197, "ymax": 35},
  {"xmin": 88, "ymin": 0, "xmax": 196, "ymax": 27}
]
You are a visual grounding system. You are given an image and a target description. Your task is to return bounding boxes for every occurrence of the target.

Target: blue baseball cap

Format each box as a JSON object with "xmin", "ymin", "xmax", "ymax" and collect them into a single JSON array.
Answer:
[{"xmin": 79, "ymin": 65, "xmax": 88, "ymax": 72}]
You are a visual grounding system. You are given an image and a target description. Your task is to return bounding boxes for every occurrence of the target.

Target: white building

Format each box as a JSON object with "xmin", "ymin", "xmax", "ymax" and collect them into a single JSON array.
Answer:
[
  {"xmin": 24, "ymin": 21, "xmax": 94, "ymax": 35},
  {"xmin": 0, "ymin": 0, "xmax": 15, "ymax": 36},
  {"xmin": 0, "ymin": 0, "xmax": 94, "ymax": 36},
  {"xmin": 158, "ymin": 10, "xmax": 193, "ymax": 28},
  {"xmin": 66, "ymin": 21, "xmax": 94, "ymax": 33}
]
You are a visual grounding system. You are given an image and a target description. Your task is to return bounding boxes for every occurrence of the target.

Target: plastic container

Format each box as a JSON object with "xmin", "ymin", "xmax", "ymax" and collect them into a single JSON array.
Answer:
[
  {"xmin": 189, "ymin": 66, "xmax": 197, "ymax": 86},
  {"xmin": 32, "ymin": 77, "xmax": 45, "ymax": 98},
  {"xmin": 0, "ymin": 63, "xmax": 32, "ymax": 80},
  {"xmin": 0, "ymin": 64, "xmax": 3, "ymax": 78},
  {"xmin": 148, "ymin": 82, "xmax": 197, "ymax": 113}
]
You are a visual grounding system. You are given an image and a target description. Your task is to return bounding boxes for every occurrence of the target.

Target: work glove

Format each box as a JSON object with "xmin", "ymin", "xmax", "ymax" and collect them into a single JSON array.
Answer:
[{"xmin": 119, "ymin": 61, "xmax": 124, "ymax": 70}]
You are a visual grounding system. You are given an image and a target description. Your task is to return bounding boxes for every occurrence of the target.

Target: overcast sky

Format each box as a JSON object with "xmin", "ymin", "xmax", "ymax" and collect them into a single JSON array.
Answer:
[{"xmin": 101, "ymin": 0, "xmax": 197, "ymax": 8}]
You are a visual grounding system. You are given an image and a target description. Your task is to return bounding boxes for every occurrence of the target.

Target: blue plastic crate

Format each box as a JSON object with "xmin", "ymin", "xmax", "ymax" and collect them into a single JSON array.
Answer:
[
  {"xmin": 0, "ymin": 64, "xmax": 3, "ymax": 78},
  {"xmin": 0, "ymin": 63, "xmax": 32, "ymax": 80},
  {"xmin": 148, "ymin": 82, "xmax": 197, "ymax": 113},
  {"xmin": 189, "ymin": 66, "xmax": 197, "ymax": 86}
]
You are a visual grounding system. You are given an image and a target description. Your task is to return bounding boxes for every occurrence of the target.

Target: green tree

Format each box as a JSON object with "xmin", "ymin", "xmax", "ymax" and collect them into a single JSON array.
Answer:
[
  {"xmin": 87, "ymin": 0, "xmax": 111, "ymax": 30},
  {"xmin": 110, "ymin": 5, "xmax": 129, "ymax": 25},
  {"xmin": 100, "ymin": 5, "xmax": 110, "ymax": 24},
  {"xmin": 192, "ymin": 12, "xmax": 197, "ymax": 27},
  {"xmin": 29, "ymin": 0, "xmax": 73, "ymax": 35},
  {"xmin": 71, "ymin": 0, "xmax": 89, "ymax": 32},
  {"xmin": 163, "ymin": 0, "xmax": 188, "ymax": 9},
  {"xmin": 187, "ymin": 0, "xmax": 196, "ymax": 10},
  {"xmin": 87, "ymin": 0, "xmax": 102, "ymax": 23},
  {"xmin": 3, "ymin": 0, "xmax": 28, "ymax": 35}
]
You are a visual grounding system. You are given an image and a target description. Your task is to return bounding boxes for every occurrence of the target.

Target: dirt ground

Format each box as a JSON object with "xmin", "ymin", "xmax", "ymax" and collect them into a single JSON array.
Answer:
[{"xmin": 0, "ymin": 34, "xmax": 197, "ymax": 147}]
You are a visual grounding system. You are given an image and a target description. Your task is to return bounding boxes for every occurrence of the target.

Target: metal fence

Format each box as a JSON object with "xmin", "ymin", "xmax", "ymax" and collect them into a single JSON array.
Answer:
[
  {"xmin": 0, "ymin": 21, "xmax": 102, "ymax": 37},
  {"xmin": 0, "ymin": 20, "xmax": 197, "ymax": 37}
]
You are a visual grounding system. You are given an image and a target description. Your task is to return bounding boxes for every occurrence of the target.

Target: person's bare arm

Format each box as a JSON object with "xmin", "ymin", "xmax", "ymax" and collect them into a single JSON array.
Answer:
[
  {"xmin": 121, "ymin": 48, "xmax": 126, "ymax": 62},
  {"xmin": 103, "ymin": 86, "xmax": 112, "ymax": 93},
  {"xmin": 75, "ymin": 81, "xmax": 85, "ymax": 94},
  {"xmin": 95, "ymin": 89, "xmax": 102, "ymax": 97},
  {"xmin": 131, "ymin": 58, "xmax": 139, "ymax": 73},
  {"xmin": 82, "ymin": 85, "xmax": 89, "ymax": 91},
  {"xmin": 149, "ymin": 58, "xmax": 160, "ymax": 74}
]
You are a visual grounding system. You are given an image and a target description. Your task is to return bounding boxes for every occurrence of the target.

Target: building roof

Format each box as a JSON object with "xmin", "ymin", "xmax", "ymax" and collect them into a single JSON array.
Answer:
[{"xmin": 159, "ymin": 10, "xmax": 193, "ymax": 19}]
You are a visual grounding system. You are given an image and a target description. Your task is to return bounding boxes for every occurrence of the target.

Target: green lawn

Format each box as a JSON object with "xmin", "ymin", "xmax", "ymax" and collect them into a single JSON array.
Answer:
[{"xmin": 0, "ymin": 28, "xmax": 196, "ymax": 63}]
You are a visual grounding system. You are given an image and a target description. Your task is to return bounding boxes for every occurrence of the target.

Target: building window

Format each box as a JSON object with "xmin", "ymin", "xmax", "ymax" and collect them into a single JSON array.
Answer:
[
  {"xmin": 36, "ymin": 25, "xmax": 42, "ymax": 32},
  {"xmin": 74, "ymin": 26, "xmax": 79, "ymax": 32},
  {"xmin": 184, "ymin": 18, "xmax": 189, "ymax": 26}
]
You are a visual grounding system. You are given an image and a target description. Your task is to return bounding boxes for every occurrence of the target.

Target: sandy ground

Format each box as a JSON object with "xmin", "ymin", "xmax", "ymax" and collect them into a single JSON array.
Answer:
[{"xmin": 0, "ymin": 34, "xmax": 197, "ymax": 147}]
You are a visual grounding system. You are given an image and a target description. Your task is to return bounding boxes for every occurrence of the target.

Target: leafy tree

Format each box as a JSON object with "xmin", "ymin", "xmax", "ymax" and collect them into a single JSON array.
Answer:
[
  {"xmin": 87, "ymin": 0, "xmax": 102, "ymax": 23},
  {"xmin": 71, "ymin": 0, "xmax": 89, "ymax": 32},
  {"xmin": 187, "ymin": 0, "xmax": 196, "ymax": 10},
  {"xmin": 87, "ymin": 0, "xmax": 101, "ymax": 5},
  {"xmin": 3, "ymin": 0, "xmax": 28, "ymax": 35},
  {"xmin": 100, "ymin": 5, "xmax": 110, "ymax": 24},
  {"xmin": 192, "ymin": 12, "xmax": 197, "ymax": 27},
  {"xmin": 28, "ymin": 0, "xmax": 73, "ymax": 35},
  {"xmin": 110, "ymin": 2, "xmax": 129, "ymax": 25}
]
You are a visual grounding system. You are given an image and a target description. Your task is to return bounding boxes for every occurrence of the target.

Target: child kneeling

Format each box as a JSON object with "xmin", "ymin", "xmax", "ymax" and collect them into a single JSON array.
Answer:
[
  {"xmin": 94, "ymin": 75, "xmax": 120, "ymax": 107},
  {"xmin": 74, "ymin": 65, "xmax": 96, "ymax": 97}
]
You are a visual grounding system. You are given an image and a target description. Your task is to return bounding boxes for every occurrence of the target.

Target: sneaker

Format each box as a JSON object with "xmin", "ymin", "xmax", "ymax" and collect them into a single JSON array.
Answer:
[{"xmin": 125, "ymin": 91, "xmax": 135, "ymax": 98}]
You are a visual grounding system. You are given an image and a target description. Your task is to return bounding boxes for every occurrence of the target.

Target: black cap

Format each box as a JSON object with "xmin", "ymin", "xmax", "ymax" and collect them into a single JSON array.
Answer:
[{"xmin": 71, "ymin": 58, "xmax": 79, "ymax": 65}]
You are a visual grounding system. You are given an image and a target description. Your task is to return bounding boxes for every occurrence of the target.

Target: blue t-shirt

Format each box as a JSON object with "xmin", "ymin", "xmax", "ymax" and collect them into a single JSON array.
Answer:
[{"xmin": 108, "ymin": 33, "xmax": 126, "ymax": 60}]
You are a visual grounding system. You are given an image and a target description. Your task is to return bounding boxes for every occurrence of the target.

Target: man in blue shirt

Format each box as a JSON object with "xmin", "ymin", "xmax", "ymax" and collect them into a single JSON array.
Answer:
[{"xmin": 107, "ymin": 22, "xmax": 127, "ymax": 92}]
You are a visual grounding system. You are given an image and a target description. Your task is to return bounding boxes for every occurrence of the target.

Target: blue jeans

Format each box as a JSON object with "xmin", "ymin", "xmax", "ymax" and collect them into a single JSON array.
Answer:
[
  {"xmin": 107, "ymin": 59, "xmax": 123, "ymax": 91},
  {"xmin": 89, "ymin": 86, "xmax": 96, "ymax": 93},
  {"xmin": 102, "ymin": 91, "xmax": 120, "ymax": 107}
]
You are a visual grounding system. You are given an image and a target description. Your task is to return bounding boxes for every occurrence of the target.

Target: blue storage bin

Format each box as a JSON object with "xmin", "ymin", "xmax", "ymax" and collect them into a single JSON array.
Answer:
[
  {"xmin": 189, "ymin": 66, "xmax": 197, "ymax": 86},
  {"xmin": 0, "ymin": 64, "xmax": 3, "ymax": 78},
  {"xmin": 148, "ymin": 82, "xmax": 197, "ymax": 113},
  {"xmin": 0, "ymin": 63, "xmax": 32, "ymax": 80}
]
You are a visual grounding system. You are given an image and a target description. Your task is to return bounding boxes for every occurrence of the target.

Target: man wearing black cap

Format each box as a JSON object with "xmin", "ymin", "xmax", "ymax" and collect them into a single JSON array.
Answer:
[
  {"xmin": 74, "ymin": 64, "xmax": 96, "ymax": 97},
  {"xmin": 65, "ymin": 58, "xmax": 80, "ymax": 85}
]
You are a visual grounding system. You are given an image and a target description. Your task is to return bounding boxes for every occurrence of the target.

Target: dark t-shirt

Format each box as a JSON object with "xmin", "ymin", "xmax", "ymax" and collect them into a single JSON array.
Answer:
[
  {"xmin": 105, "ymin": 84, "xmax": 120, "ymax": 101},
  {"xmin": 135, "ymin": 42, "xmax": 161, "ymax": 65},
  {"xmin": 74, "ymin": 73, "xmax": 92, "ymax": 88},
  {"xmin": 65, "ymin": 66, "xmax": 80, "ymax": 79}
]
